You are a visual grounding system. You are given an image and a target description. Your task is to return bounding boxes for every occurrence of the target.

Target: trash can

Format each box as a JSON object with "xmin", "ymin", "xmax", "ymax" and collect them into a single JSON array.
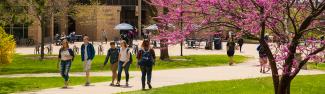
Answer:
[{"xmin": 214, "ymin": 37, "xmax": 222, "ymax": 50}]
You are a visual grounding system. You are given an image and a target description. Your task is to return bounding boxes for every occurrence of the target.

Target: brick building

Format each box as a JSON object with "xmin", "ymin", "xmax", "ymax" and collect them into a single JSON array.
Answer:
[{"xmin": 7, "ymin": 0, "xmax": 155, "ymax": 44}]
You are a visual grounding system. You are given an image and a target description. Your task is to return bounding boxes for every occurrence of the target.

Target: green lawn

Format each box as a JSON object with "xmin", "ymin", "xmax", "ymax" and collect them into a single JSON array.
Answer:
[
  {"xmin": 0, "ymin": 76, "xmax": 111, "ymax": 94},
  {"xmin": 308, "ymin": 63, "xmax": 325, "ymax": 71},
  {"xmin": 122, "ymin": 74, "xmax": 325, "ymax": 94},
  {"xmin": 0, "ymin": 54, "xmax": 248, "ymax": 75}
]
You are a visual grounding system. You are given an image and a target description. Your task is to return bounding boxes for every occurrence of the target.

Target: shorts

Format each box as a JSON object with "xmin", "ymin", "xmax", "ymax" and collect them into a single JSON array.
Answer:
[
  {"xmin": 84, "ymin": 60, "xmax": 92, "ymax": 71},
  {"xmin": 259, "ymin": 57, "xmax": 268, "ymax": 64},
  {"xmin": 259, "ymin": 54, "xmax": 268, "ymax": 58},
  {"xmin": 111, "ymin": 62, "xmax": 118, "ymax": 72},
  {"xmin": 227, "ymin": 50, "xmax": 235, "ymax": 57}
]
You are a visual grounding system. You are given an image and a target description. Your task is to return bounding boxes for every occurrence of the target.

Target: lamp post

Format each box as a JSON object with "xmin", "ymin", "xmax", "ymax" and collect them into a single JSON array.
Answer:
[
  {"xmin": 180, "ymin": 0, "xmax": 184, "ymax": 56},
  {"xmin": 138, "ymin": 0, "xmax": 142, "ymax": 39}
]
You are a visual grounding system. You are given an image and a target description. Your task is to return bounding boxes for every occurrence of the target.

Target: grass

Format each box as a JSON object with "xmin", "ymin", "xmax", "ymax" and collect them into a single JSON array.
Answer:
[
  {"xmin": 0, "ymin": 76, "xmax": 111, "ymax": 94},
  {"xmin": 0, "ymin": 54, "xmax": 248, "ymax": 75},
  {"xmin": 121, "ymin": 74, "xmax": 325, "ymax": 94},
  {"xmin": 308, "ymin": 63, "xmax": 325, "ymax": 71}
]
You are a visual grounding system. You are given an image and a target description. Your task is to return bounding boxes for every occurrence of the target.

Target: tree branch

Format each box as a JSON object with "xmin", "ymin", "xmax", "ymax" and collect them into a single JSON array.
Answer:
[{"xmin": 290, "ymin": 44, "xmax": 325, "ymax": 79}]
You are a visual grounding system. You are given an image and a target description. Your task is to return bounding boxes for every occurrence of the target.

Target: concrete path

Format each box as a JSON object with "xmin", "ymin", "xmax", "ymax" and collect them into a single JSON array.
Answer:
[
  {"xmin": 11, "ymin": 42, "xmax": 325, "ymax": 94},
  {"xmin": 16, "ymin": 58, "xmax": 324, "ymax": 94}
]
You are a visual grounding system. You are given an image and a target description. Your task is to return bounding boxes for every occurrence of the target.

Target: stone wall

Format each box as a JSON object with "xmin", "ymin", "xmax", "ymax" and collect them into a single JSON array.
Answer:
[
  {"xmin": 28, "ymin": 16, "xmax": 41, "ymax": 44},
  {"xmin": 75, "ymin": 5, "xmax": 121, "ymax": 41}
]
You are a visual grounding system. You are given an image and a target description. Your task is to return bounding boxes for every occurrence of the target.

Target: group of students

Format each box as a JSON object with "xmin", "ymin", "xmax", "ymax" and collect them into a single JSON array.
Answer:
[
  {"xmin": 226, "ymin": 35, "xmax": 268, "ymax": 74},
  {"xmin": 57, "ymin": 36, "xmax": 156, "ymax": 90}
]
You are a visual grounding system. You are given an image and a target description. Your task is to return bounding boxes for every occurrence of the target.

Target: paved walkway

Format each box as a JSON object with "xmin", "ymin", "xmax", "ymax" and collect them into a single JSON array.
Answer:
[
  {"xmin": 11, "ymin": 42, "xmax": 325, "ymax": 94},
  {"xmin": 16, "ymin": 59, "xmax": 324, "ymax": 94}
]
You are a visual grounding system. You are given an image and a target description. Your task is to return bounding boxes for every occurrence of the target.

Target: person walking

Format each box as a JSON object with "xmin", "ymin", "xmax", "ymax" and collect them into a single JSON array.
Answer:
[
  {"xmin": 237, "ymin": 37, "xmax": 244, "ymax": 52},
  {"xmin": 137, "ymin": 40, "xmax": 156, "ymax": 90},
  {"xmin": 226, "ymin": 36, "xmax": 236, "ymax": 66},
  {"xmin": 103, "ymin": 42, "xmax": 120, "ymax": 86},
  {"xmin": 116, "ymin": 40, "xmax": 132, "ymax": 86},
  {"xmin": 257, "ymin": 44, "xmax": 269, "ymax": 73},
  {"xmin": 58, "ymin": 39, "xmax": 74, "ymax": 88},
  {"xmin": 101, "ymin": 29, "xmax": 108, "ymax": 44},
  {"xmin": 81, "ymin": 36, "xmax": 95, "ymax": 86}
]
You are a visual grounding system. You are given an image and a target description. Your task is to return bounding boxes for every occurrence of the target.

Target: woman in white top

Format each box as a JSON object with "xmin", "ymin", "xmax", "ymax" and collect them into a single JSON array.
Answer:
[
  {"xmin": 58, "ymin": 39, "xmax": 74, "ymax": 88},
  {"xmin": 116, "ymin": 40, "xmax": 132, "ymax": 86}
]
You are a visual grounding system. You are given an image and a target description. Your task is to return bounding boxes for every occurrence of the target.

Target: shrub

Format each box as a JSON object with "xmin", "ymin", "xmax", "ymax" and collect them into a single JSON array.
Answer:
[{"xmin": 0, "ymin": 27, "xmax": 16, "ymax": 65}]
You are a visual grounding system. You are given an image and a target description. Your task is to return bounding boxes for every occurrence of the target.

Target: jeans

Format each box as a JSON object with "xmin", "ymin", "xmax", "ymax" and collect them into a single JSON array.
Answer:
[
  {"xmin": 117, "ymin": 61, "xmax": 131, "ymax": 82},
  {"xmin": 60, "ymin": 60, "xmax": 72, "ymax": 81},
  {"xmin": 140, "ymin": 66, "xmax": 152, "ymax": 88}
]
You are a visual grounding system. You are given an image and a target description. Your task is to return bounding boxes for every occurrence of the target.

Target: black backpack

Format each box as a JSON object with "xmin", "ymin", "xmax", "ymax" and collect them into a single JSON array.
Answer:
[
  {"xmin": 139, "ymin": 49, "xmax": 154, "ymax": 66},
  {"xmin": 127, "ymin": 48, "xmax": 132, "ymax": 63}
]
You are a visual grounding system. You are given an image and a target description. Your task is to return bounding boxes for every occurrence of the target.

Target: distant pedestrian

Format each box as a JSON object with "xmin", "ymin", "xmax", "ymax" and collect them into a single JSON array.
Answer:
[
  {"xmin": 137, "ymin": 40, "xmax": 156, "ymax": 90},
  {"xmin": 226, "ymin": 37, "xmax": 236, "ymax": 66},
  {"xmin": 257, "ymin": 44, "xmax": 269, "ymax": 73},
  {"xmin": 103, "ymin": 42, "xmax": 120, "ymax": 86},
  {"xmin": 101, "ymin": 29, "xmax": 108, "ymax": 44},
  {"xmin": 116, "ymin": 40, "xmax": 132, "ymax": 87},
  {"xmin": 81, "ymin": 36, "xmax": 95, "ymax": 86},
  {"xmin": 237, "ymin": 37, "xmax": 244, "ymax": 52},
  {"xmin": 58, "ymin": 39, "xmax": 74, "ymax": 88}
]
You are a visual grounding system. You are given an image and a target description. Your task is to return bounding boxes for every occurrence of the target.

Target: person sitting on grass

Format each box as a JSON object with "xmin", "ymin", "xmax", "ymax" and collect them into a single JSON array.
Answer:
[
  {"xmin": 226, "ymin": 36, "xmax": 236, "ymax": 66},
  {"xmin": 58, "ymin": 39, "xmax": 74, "ymax": 88},
  {"xmin": 103, "ymin": 42, "xmax": 120, "ymax": 86},
  {"xmin": 116, "ymin": 40, "xmax": 132, "ymax": 87},
  {"xmin": 81, "ymin": 36, "xmax": 95, "ymax": 86},
  {"xmin": 137, "ymin": 40, "xmax": 156, "ymax": 90}
]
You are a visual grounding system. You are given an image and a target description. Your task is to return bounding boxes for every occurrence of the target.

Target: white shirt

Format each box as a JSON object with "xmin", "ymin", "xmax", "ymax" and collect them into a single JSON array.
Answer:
[
  {"xmin": 61, "ymin": 50, "xmax": 72, "ymax": 61},
  {"xmin": 119, "ymin": 48, "xmax": 129, "ymax": 62},
  {"xmin": 84, "ymin": 44, "xmax": 88, "ymax": 60}
]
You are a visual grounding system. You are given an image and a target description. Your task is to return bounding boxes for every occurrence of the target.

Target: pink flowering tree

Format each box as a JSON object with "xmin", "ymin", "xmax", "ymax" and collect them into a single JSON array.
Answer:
[{"xmin": 149, "ymin": 0, "xmax": 325, "ymax": 94}]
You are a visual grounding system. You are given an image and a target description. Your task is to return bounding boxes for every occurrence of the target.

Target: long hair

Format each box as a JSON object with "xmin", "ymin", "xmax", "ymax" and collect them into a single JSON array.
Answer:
[
  {"xmin": 141, "ymin": 40, "xmax": 150, "ymax": 50},
  {"xmin": 61, "ymin": 39, "xmax": 69, "ymax": 50},
  {"xmin": 121, "ymin": 40, "xmax": 127, "ymax": 48}
]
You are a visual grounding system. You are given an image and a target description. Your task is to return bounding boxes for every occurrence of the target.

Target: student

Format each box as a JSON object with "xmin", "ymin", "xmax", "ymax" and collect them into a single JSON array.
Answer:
[
  {"xmin": 137, "ymin": 40, "xmax": 156, "ymax": 90},
  {"xmin": 116, "ymin": 40, "xmax": 132, "ymax": 86},
  {"xmin": 237, "ymin": 37, "xmax": 244, "ymax": 52},
  {"xmin": 257, "ymin": 44, "xmax": 268, "ymax": 73},
  {"xmin": 226, "ymin": 37, "xmax": 236, "ymax": 66},
  {"xmin": 58, "ymin": 39, "xmax": 74, "ymax": 88},
  {"xmin": 81, "ymin": 36, "xmax": 95, "ymax": 86},
  {"xmin": 103, "ymin": 42, "xmax": 120, "ymax": 86}
]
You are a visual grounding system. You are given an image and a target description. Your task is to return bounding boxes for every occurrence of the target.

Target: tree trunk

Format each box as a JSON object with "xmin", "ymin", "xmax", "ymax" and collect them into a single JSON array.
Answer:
[
  {"xmin": 160, "ymin": 39, "xmax": 169, "ymax": 60},
  {"xmin": 277, "ymin": 76, "xmax": 292, "ymax": 94},
  {"xmin": 40, "ymin": 18, "xmax": 45, "ymax": 60}
]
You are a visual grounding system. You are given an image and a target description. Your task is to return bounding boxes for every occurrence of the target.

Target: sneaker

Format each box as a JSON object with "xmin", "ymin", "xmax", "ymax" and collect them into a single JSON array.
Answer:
[
  {"xmin": 62, "ymin": 86, "xmax": 68, "ymax": 89},
  {"xmin": 147, "ymin": 83, "xmax": 152, "ymax": 89},
  {"xmin": 116, "ymin": 82, "xmax": 120, "ymax": 87},
  {"xmin": 126, "ymin": 82, "xmax": 129, "ymax": 87},
  {"xmin": 109, "ymin": 83, "xmax": 115, "ymax": 86},
  {"xmin": 85, "ymin": 82, "xmax": 90, "ymax": 86}
]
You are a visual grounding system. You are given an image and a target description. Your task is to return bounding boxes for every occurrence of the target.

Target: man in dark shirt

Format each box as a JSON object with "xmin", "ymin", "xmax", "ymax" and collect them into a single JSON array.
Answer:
[
  {"xmin": 103, "ymin": 42, "xmax": 119, "ymax": 86},
  {"xmin": 227, "ymin": 38, "xmax": 236, "ymax": 66}
]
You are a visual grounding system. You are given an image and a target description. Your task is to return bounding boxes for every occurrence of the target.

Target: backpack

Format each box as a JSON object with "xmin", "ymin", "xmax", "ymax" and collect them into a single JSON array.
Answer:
[
  {"xmin": 127, "ymin": 48, "xmax": 132, "ymax": 63},
  {"xmin": 140, "ymin": 49, "xmax": 154, "ymax": 66}
]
